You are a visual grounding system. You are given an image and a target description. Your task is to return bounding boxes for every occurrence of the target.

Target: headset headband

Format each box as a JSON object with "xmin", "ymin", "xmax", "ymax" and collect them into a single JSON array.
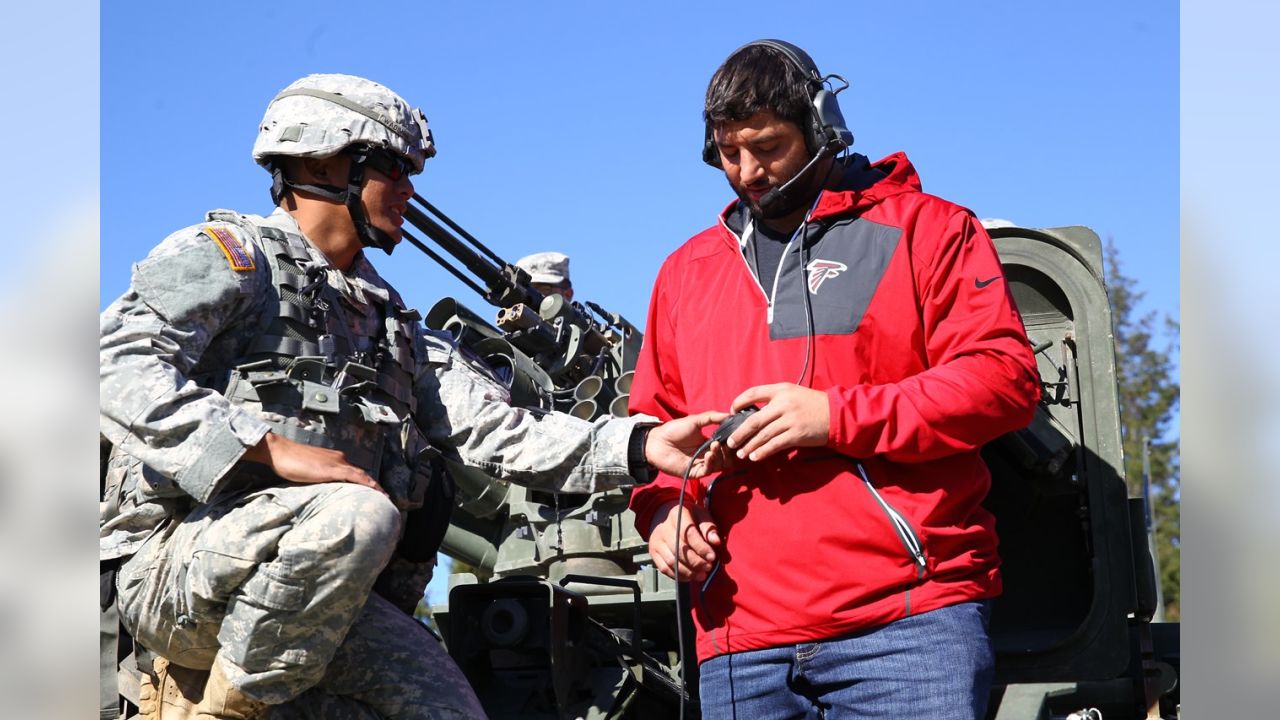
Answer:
[{"xmin": 737, "ymin": 39, "xmax": 822, "ymax": 86}]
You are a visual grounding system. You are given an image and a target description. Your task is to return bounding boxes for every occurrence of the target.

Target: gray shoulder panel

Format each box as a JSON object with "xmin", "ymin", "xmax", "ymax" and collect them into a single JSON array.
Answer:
[{"xmin": 769, "ymin": 217, "xmax": 901, "ymax": 340}]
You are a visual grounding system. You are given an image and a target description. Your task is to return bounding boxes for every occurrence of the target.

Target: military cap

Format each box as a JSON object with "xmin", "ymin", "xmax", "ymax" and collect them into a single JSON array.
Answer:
[{"xmin": 515, "ymin": 252, "xmax": 572, "ymax": 286}]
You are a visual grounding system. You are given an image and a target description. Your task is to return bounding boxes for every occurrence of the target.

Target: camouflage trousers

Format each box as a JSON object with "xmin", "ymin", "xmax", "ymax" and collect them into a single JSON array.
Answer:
[{"xmin": 115, "ymin": 482, "xmax": 486, "ymax": 718}]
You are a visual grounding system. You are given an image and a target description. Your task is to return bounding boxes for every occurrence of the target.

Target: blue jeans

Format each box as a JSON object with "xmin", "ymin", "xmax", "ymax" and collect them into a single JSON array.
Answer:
[{"xmin": 698, "ymin": 602, "xmax": 993, "ymax": 720}]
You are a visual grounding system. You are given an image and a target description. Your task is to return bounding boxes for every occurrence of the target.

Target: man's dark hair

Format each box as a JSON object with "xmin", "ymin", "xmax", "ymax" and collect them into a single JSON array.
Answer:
[{"xmin": 704, "ymin": 44, "xmax": 818, "ymax": 150}]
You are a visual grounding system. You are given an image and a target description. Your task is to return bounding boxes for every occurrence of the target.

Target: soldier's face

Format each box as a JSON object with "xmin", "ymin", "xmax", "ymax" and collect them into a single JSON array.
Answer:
[
  {"xmin": 360, "ymin": 157, "xmax": 415, "ymax": 244},
  {"xmin": 712, "ymin": 111, "xmax": 810, "ymax": 217},
  {"xmin": 532, "ymin": 282, "xmax": 573, "ymax": 301}
]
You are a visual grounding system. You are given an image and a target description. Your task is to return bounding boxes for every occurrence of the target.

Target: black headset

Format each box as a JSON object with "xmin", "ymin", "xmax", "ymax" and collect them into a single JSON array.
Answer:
[{"xmin": 702, "ymin": 39, "xmax": 854, "ymax": 168}]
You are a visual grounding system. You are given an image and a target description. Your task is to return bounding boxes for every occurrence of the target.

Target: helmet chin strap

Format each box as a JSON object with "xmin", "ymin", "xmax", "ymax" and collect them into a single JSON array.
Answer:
[
  {"xmin": 340, "ymin": 154, "xmax": 397, "ymax": 255},
  {"xmin": 270, "ymin": 153, "xmax": 397, "ymax": 255}
]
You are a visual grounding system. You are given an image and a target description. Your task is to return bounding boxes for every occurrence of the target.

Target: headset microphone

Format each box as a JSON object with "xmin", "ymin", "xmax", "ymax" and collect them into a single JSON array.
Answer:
[{"xmin": 756, "ymin": 143, "xmax": 838, "ymax": 217}]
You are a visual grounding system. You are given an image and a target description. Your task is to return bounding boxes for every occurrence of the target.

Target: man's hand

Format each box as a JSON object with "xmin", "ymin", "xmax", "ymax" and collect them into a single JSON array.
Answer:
[
  {"xmin": 648, "ymin": 500, "xmax": 721, "ymax": 583},
  {"xmin": 242, "ymin": 432, "xmax": 386, "ymax": 494},
  {"xmin": 727, "ymin": 383, "xmax": 830, "ymax": 461},
  {"xmin": 644, "ymin": 411, "xmax": 731, "ymax": 478}
]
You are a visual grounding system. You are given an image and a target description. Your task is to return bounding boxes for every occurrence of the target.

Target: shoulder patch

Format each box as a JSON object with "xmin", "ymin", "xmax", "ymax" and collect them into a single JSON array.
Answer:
[{"xmin": 201, "ymin": 225, "xmax": 256, "ymax": 271}]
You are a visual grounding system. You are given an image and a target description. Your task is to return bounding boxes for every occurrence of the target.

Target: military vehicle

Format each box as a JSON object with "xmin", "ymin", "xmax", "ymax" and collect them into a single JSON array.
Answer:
[{"xmin": 100, "ymin": 195, "xmax": 1180, "ymax": 719}]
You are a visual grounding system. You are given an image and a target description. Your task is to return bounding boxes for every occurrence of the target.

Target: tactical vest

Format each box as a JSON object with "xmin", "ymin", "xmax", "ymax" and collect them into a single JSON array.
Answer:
[{"xmin": 216, "ymin": 213, "xmax": 430, "ymax": 510}]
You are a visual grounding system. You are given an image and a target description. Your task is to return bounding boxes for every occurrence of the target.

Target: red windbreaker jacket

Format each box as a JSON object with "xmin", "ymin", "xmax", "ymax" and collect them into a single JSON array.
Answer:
[{"xmin": 628, "ymin": 152, "xmax": 1040, "ymax": 662}]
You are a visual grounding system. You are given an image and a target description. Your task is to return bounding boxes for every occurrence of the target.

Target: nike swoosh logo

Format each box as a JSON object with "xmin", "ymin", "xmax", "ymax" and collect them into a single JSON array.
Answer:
[{"xmin": 975, "ymin": 276, "xmax": 1001, "ymax": 288}]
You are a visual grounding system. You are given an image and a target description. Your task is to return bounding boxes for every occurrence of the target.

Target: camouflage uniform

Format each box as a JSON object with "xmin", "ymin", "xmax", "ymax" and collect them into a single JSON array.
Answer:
[{"xmin": 100, "ymin": 207, "xmax": 650, "ymax": 717}]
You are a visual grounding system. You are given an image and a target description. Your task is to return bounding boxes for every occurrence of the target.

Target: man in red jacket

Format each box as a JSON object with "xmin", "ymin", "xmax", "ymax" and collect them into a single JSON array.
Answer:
[{"xmin": 628, "ymin": 40, "xmax": 1041, "ymax": 719}]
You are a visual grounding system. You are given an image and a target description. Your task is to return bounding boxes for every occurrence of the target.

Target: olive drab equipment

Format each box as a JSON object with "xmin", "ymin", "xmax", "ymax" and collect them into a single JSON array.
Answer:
[{"xmin": 978, "ymin": 225, "xmax": 1180, "ymax": 719}]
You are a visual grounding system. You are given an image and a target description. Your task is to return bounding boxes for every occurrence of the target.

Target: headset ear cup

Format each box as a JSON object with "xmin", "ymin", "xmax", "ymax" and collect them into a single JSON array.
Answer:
[
  {"xmin": 703, "ymin": 122, "xmax": 722, "ymax": 168},
  {"xmin": 811, "ymin": 89, "xmax": 854, "ymax": 150}
]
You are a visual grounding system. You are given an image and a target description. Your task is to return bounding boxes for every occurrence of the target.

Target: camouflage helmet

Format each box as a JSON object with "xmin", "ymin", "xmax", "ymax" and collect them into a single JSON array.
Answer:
[{"xmin": 252, "ymin": 73, "xmax": 436, "ymax": 171}]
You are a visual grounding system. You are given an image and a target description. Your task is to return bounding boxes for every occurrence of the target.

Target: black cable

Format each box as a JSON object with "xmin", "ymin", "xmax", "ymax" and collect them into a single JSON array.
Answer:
[
  {"xmin": 672, "ymin": 153, "xmax": 844, "ymax": 715},
  {"xmin": 795, "ymin": 222, "xmax": 815, "ymax": 388},
  {"xmin": 692, "ymin": 177, "xmax": 826, "ymax": 654},
  {"xmin": 672, "ymin": 435, "xmax": 716, "ymax": 720},
  {"xmin": 699, "ymin": 474, "xmax": 727, "ymax": 655},
  {"xmin": 792, "ymin": 153, "xmax": 842, "ymax": 388}
]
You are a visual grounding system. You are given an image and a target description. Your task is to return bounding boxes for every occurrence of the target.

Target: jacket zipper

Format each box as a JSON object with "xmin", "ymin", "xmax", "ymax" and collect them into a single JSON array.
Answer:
[
  {"xmin": 853, "ymin": 462, "xmax": 928, "ymax": 611},
  {"xmin": 722, "ymin": 216, "xmax": 774, "ymax": 320},
  {"xmin": 720, "ymin": 197, "xmax": 823, "ymax": 325},
  {"xmin": 764, "ymin": 232, "xmax": 792, "ymax": 326}
]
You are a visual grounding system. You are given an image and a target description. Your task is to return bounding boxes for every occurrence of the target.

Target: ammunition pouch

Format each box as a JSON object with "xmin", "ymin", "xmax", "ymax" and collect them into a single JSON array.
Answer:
[{"xmin": 398, "ymin": 452, "xmax": 456, "ymax": 562}]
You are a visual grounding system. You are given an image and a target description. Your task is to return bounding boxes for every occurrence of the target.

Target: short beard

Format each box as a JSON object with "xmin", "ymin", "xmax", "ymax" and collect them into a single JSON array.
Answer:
[
  {"xmin": 736, "ymin": 184, "xmax": 811, "ymax": 220},
  {"xmin": 734, "ymin": 154, "xmax": 834, "ymax": 221}
]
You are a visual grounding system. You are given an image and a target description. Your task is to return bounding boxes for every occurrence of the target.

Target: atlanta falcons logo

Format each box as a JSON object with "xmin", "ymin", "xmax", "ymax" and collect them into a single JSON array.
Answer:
[{"xmin": 806, "ymin": 259, "xmax": 848, "ymax": 294}]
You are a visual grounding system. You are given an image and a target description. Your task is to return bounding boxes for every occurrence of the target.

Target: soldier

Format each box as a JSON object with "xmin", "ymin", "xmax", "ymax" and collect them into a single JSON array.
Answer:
[
  {"xmin": 628, "ymin": 41, "xmax": 1040, "ymax": 719},
  {"xmin": 514, "ymin": 251, "xmax": 574, "ymax": 300},
  {"xmin": 100, "ymin": 73, "xmax": 725, "ymax": 719}
]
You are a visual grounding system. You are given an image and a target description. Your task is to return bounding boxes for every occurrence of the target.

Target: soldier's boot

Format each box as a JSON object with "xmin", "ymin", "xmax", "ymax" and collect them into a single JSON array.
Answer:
[
  {"xmin": 137, "ymin": 656, "xmax": 207, "ymax": 719},
  {"xmin": 192, "ymin": 662, "xmax": 269, "ymax": 720}
]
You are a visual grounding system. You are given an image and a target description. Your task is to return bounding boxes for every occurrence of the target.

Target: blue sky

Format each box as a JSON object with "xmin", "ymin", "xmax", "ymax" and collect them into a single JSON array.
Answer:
[{"xmin": 101, "ymin": 1, "xmax": 1179, "ymax": 339}]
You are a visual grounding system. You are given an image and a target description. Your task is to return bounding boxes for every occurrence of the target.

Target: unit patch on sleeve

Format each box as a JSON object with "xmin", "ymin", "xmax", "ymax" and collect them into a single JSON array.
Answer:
[{"xmin": 202, "ymin": 225, "xmax": 256, "ymax": 271}]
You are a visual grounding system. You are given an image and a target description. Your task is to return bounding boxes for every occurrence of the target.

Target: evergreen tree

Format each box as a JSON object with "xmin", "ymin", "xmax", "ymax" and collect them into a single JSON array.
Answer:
[
  {"xmin": 1104, "ymin": 241, "xmax": 1180, "ymax": 620},
  {"xmin": 449, "ymin": 558, "xmax": 493, "ymax": 582}
]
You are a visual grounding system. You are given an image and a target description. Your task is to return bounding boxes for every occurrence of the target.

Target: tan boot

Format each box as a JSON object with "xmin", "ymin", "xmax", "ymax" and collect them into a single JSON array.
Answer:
[
  {"xmin": 137, "ymin": 656, "xmax": 208, "ymax": 719},
  {"xmin": 193, "ymin": 662, "xmax": 269, "ymax": 720},
  {"xmin": 136, "ymin": 666, "xmax": 158, "ymax": 719}
]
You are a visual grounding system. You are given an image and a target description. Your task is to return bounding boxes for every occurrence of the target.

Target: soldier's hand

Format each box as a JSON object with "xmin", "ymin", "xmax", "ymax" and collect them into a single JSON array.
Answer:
[
  {"xmin": 727, "ymin": 383, "xmax": 830, "ymax": 462},
  {"xmin": 243, "ymin": 432, "xmax": 385, "ymax": 494},
  {"xmin": 648, "ymin": 500, "xmax": 720, "ymax": 583},
  {"xmin": 644, "ymin": 411, "xmax": 732, "ymax": 478}
]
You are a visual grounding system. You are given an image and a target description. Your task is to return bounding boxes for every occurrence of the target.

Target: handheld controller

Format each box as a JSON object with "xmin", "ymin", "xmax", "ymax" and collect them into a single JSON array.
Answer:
[{"xmin": 712, "ymin": 405, "xmax": 760, "ymax": 444}]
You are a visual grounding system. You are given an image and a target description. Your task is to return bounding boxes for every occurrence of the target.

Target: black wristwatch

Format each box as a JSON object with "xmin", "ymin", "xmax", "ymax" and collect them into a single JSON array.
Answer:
[{"xmin": 627, "ymin": 423, "xmax": 659, "ymax": 485}]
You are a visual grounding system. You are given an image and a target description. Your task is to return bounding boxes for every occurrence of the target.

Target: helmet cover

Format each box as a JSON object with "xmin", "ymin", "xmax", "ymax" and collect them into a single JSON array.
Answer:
[{"xmin": 252, "ymin": 73, "xmax": 435, "ymax": 171}]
